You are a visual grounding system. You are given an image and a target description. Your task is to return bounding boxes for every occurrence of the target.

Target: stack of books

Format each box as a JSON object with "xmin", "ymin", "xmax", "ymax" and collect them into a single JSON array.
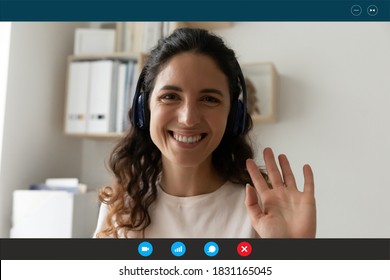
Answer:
[{"xmin": 29, "ymin": 178, "xmax": 87, "ymax": 193}]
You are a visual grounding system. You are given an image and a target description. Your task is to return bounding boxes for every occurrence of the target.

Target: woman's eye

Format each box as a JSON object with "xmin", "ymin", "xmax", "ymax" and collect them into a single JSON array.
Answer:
[
  {"xmin": 202, "ymin": 96, "xmax": 220, "ymax": 104},
  {"xmin": 160, "ymin": 94, "xmax": 179, "ymax": 102}
]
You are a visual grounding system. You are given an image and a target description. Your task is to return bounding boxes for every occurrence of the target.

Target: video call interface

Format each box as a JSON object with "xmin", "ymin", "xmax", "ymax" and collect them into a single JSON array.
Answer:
[{"xmin": 1, "ymin": 1, "xmax": 390, "ymax": 280}]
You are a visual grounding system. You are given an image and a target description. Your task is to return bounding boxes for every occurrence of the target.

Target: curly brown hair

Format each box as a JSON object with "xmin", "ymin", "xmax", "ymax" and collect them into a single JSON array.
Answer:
[{"xmin": 96, "ymin": 28, "xmax": 266, "ymax": 238}]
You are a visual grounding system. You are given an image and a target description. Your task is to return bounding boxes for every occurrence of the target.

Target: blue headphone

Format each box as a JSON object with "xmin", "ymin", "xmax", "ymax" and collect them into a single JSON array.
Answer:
[{"xmin": 130, "ymin": 63, "xmax": 248, "ymax": 137}]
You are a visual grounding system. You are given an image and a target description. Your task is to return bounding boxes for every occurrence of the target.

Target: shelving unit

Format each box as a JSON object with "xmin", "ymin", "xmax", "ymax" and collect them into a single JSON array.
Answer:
[
  {"xmin": 65, "ymin": 22, "xmax": 278, "ymax": 139},
  {"xmin": 64, "ymin": 53, "xmax": 140, "ymax": 138},
  {"xmin": 63, "ymin": 22, "xmax": 236, "ymax": 138}
]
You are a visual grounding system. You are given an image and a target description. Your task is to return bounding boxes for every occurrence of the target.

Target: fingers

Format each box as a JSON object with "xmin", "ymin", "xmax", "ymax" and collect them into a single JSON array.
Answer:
[
  {"xmin": 278, "ymin": 154, "xmax": 297, "ymax": 190},
  {"xmin": 303, "ymin": 164, "xmax": 315, "ymax": 194},
  {"xmin": 245, "ymin": 184, "xmax": 264, "ymax": 225},
  {"xmin": 263, "ymin": 147, "xmax": 285, "ymax": 188},
  {"xmin": 246, "ymin": 158, "xmax": 269, "ymax": 195},
  {"xmin": 249, "ymin": 148, "xmax": 314, "ymax": 194}
]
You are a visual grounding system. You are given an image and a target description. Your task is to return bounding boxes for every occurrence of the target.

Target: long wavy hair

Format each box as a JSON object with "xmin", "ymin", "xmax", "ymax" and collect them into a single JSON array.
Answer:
[{"xmin": 97, "ymin": 28, "xmax": 265, "ymax": 237}]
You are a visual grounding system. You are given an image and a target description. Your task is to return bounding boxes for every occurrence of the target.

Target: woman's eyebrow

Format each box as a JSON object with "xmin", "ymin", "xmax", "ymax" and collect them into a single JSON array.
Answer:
[
  {"xmin": 199, "ymin": 88, "xmax": 223, "ymax": 96},
  {"xmin": 159, "ymin": 85, "xmax": 183, "ymax": 92},
  {"xmin": 159, "ymin": 85, "xmax": 223, "ymax": 96}
]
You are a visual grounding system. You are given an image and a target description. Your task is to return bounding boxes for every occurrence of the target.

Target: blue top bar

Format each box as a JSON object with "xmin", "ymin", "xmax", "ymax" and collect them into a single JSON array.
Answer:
[{"xmin": 0, "ymin": 1, "xmax": 389, "ymax": 21}]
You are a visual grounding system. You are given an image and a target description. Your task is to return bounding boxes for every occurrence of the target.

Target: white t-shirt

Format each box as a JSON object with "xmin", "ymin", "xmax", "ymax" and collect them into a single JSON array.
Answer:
[{"xmin": 94, "ymin": 181, "xmax": 257, "ymax": 238}]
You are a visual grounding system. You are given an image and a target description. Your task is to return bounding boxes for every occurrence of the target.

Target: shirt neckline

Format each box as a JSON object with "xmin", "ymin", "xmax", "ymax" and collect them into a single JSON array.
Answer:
[{"xmin": 156, "ymin": 180, "xmax": 230, "ymax": 206}]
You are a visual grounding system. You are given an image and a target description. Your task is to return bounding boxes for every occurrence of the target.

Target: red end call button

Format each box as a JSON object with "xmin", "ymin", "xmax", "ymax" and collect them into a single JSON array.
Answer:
[{"xmin": 237, "ymin": 241, "xmax": 252, "ymax": 257}]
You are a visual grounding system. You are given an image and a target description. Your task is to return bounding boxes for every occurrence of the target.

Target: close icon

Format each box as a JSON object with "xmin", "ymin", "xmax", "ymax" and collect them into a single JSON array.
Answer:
[
  {"xmin": 367, "ymin": 5, "xmax": 378, "ymax": 16},
  {"xmin": 237, "ymin": 241, "xmax": 252, "ymax": 257}
]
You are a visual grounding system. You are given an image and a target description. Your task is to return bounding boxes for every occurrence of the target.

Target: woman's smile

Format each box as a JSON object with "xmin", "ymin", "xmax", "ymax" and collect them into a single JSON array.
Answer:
[{"xmin": 170, "ymin": 131, "xmax": 205, "ymax": 144}]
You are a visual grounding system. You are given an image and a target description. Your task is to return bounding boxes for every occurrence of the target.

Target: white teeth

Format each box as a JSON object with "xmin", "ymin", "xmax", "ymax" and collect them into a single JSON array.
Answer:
[{"xmin": 173, "ymin": 133, "xmax": 202, "ymax": 144}]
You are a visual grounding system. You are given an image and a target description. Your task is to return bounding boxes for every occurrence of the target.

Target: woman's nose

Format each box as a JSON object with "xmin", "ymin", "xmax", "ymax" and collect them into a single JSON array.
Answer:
[{"xmin": 178, "ymin": 101, "xmax": 201, "ymax": 127}]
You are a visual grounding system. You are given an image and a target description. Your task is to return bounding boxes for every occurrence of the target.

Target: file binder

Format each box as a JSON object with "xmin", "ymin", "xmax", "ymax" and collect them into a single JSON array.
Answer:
[
  {"xmin": 65, "ymin": 57, "xmax": 138, "ymax": 135},
  {"xmin": 142, "ymin": 22, "xmax": 163, "ymax": 52},
  {"xmin": 86, "ymin": 60, "xmax": 117, "ymax": 134},
  {"xmin": 65, "ymin": 61, "xmax": 90, "ymax": 133}
]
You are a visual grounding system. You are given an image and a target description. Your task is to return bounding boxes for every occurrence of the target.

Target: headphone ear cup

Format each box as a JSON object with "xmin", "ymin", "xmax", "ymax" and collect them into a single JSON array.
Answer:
[
  {"xmin": 227, "ymin": 99, "xmax": 245, "ymax": 137},
  {"xmin": 130, "ymin": 68, "xmax": 149, "ymax": 130},
  {"xmin": 234, "ymin": 100, "xmax": 245, "ymax": 136},
  {"xmin": 136, "ymin": 93, "xmax": 149, "ymax": 130},
  {"xmin": 136, "ymin": 94, "xmax": 146, "ymax": 129},
  {"xmin": 226, "ymin": 65, "xmax": 248, "ymax": 137}
]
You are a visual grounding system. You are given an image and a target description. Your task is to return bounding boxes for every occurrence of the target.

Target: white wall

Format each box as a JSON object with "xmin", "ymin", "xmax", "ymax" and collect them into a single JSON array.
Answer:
[
  {"xmin": 0, "ymin": 23, "xmax": 12, "ymax": 236},
  {"xmin": 215, "ymin": 22, "xmax": 390, "ymax": 237},
  {"xmin": 0, "ymin": 22, "xmax": 88, "ymax": 237},
  {"xmin": 80, "ymin": 138, "xmax": 115, "ymax": 188}
]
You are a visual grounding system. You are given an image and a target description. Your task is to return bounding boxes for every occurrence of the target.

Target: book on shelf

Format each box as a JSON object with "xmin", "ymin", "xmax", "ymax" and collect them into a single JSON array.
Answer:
[
  {"xmin": 29, "ymin": 178, "xmax": 87, "ymax": 193},
  {"xmin": 123, "ymin": 22, "xmax": 135, "ymax": 53},
  {"xmin": 116, "ymin": 22, "xmax": 169, "ymax": 53},
  {"xmin": 115, "ymin": 63, "xmax": 127, "ymax": 133},
  {"xmin": 142, "ymin": 22, "xmax": 163, "ymax": 52},
  {"xmin": 74, "ymin": 28, "xmax": 116, "ymax": 55},
  {"xmin": 123, "ymin": 61, "xmax": 137, "ymax": 132}
]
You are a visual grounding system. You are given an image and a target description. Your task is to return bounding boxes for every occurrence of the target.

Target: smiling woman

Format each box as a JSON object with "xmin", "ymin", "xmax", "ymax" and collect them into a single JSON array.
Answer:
[
  {"xmin": 149, "ymin": 52, "xmax": 230, "ymax": 175},
  {"xmin": 94, "ymin": 28, "xmax": 316, "ymax": 238}
]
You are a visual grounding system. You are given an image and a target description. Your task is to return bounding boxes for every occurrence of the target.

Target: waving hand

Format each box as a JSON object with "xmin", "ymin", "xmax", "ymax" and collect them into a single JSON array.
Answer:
[{"xmin": 245, "ymin": 147, "xmax": 316, "ymax": 238}]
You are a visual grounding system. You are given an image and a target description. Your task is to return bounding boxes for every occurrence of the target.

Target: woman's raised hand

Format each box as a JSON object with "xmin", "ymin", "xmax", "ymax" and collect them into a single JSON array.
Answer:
[{"xmin": 245, "ymin": 147, "xmax": 316, "ymax": 238}]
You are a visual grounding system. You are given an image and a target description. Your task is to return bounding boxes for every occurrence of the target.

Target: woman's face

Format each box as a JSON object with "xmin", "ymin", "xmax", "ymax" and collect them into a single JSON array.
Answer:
[{"xmin": 149, "ymin": 52, "xmax": 231, "ymax": 168}]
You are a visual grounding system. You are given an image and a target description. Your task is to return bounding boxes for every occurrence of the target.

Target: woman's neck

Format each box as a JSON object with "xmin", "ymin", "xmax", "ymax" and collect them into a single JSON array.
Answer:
[{"xmin": 160, "ymin": 157, "xmax": 226, "ymax": 197}]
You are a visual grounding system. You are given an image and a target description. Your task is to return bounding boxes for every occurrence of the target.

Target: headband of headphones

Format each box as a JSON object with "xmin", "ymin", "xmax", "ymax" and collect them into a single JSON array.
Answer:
[{"xmin": 130, "ymin": 62, "xmax": 248, "ymax": 137}]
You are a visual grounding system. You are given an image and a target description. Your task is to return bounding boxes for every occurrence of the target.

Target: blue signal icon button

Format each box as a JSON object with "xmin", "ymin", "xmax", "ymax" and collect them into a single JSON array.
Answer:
[{"xmin": 171, "ymin": 241, "xmax": 186, "ymax": 257}]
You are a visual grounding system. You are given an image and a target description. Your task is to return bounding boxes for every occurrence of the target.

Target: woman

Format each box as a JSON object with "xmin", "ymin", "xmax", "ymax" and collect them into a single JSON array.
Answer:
[{"xmin": 94, "ymin": 28, "xmax": 316, "ymax": 238}]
